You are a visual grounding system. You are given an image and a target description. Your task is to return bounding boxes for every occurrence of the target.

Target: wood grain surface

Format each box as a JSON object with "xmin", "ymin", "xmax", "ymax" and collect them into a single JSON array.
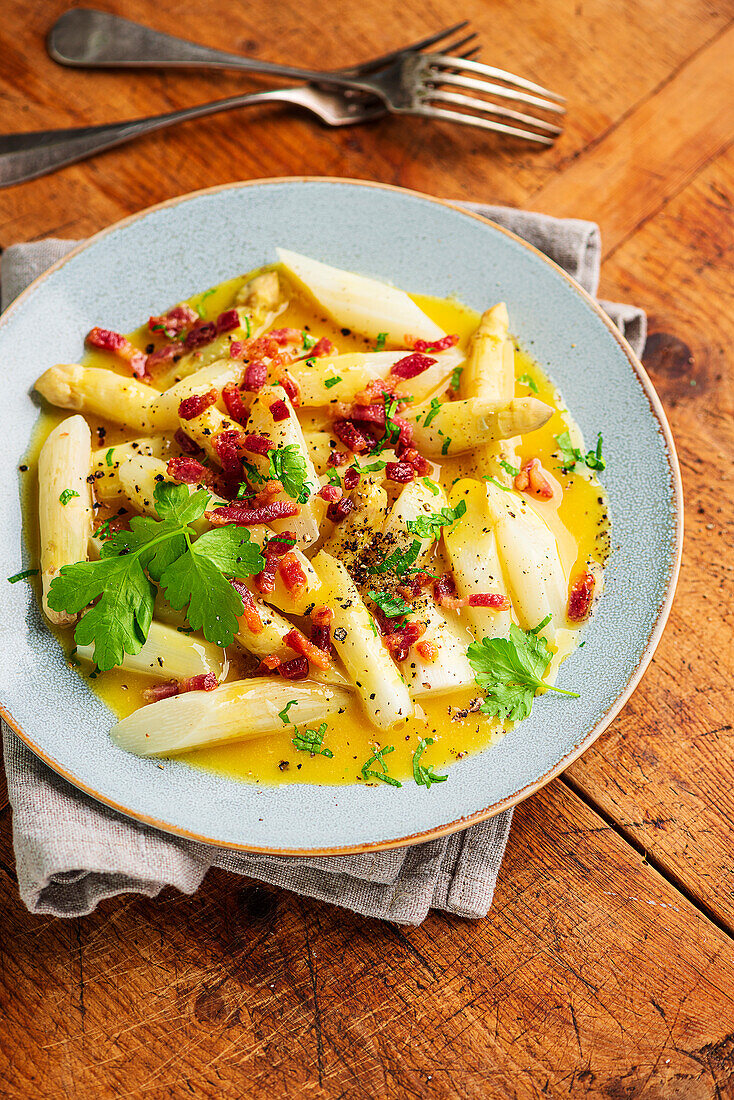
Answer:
[{"xmin": 1, "ymin": 0, "xmax": 733, "ymax": 1096}]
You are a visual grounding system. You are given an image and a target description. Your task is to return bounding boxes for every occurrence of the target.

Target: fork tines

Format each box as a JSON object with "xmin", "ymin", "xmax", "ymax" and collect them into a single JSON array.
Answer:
[{"xmin": 420, "ymin": 52, "xmax": 565, "ymax": 145}]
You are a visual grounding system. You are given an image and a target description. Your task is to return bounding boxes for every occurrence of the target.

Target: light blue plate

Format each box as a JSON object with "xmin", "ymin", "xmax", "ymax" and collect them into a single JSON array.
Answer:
[{"xmin": 0, "ymin": 179, "xmax": 682, "ymax": 853}]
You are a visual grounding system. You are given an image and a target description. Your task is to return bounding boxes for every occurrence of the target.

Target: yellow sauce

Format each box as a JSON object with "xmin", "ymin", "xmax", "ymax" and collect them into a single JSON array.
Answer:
[{"xmin": 23, "ymin": 274, "xmax": 609, "ymax": 787}]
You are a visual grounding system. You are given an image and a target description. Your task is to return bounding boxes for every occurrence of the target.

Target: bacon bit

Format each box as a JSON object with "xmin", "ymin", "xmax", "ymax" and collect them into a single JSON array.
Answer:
[
  {"xmin": 310, "ymin": 336, "xmax": 333, "ymax": 358},
  {"xmin": 276, "ymin": 371, "xmax": 300, "ymax": 406},
  {"xmin": 326, "ymin": 449, "xmax": 351, "ymax": 467},
  {"xmin": 230, "ymin": 340, "xmax": 246, "ymax": 360},
  {"xmin": 216, "ymin": 309, "xmax": 240, "ymax": 334},
  {"xmin": 211, "ymin": 430, "xmax": 242, "ymax": 477},
  {"xmin": 347, "ymin": 403, "xmax": 386, "ymax": 428},
  {"xmin": 318, "ymin": 484, "xmax": 342, "ymax": 503},
  {"xmin": 385, "ymin": 461, "xmax": 415, "ymax": 483},
  {"xmin": 416, "ymin": 640, "xmax": 439, "ymax": 662},
  {"xmin": 258, "ymin": 654, "xmax": 282, "ymax": 673},
  {"xmin": 382, "ymin": 620, "xmax": 426, "ymax": 662},
  {"xmin": 326, "ymin": 495, "xmax": 357, "ymax": 523},
  {"xmin": 178, "ymin": 389, "xmax": 217, "ymax": 421},
  {"xmin": 285, "ymin": 628, "xmax": 331, "ymax": 671},
  {"xmin": 392, "ymin": 414, "xmax": 414, "ymax": 452},
  {"xmin": 230, "ymin": 580, "xmax": 264, "ymax": 634},
  {"xmin": 568, "ymin": 569, "xmax": 596, "ymax": 623},
  {"xmin": 342, "ymin": 466, "xmax": 360, "ymax": 491},
  {"xmin": 167, "ymin": 456, "xmax": 209, "ymax": 484},
  {"xmin": 515, "ymin": 458, "xmax": 554, "ymax": 500},
  {"xmin": 243, "ymin": 433, "xmax": 275, "ymax": 455},
  {"xmin": 468, "ymin": 593, "xmax": 511, "ymax": 609},
  {"xmin": 222, "ymin": 381, "xmax": 249, "ymax": 425},
  {"xmin": 174, "ymin": 428, "xmax": 201, "ymax": 455},
  {"xmin": 148, "ymin": 304, "xmax": 198, "ymax": 338},
  {"xmin": 398, "ymin": 571, "xmax": 434, "ymax": 600},
  {"xmin": 389, "ymin": 352, "xmax": 436, "ymax": 380},
  {"xmin": 310, "ymin": 606, "xmax": 334, "ymax": 653},
  {"xmin": 143, "ymin": 672, "xmax": 218, "ymax": 703},
  {"xmin": 279, "ymin": 552, "xmax": 308, "ymax": 600},
  {"xmin": 400, "ymin": 447, "xmax": 432, "ymax": 476},
  {"xmin": 269, "ymin": 399, "xmax": 290, "ymax": 422},
  {"xmin": 278, "ymin": 656, "xmax": 310, "ymax": 680},
  {"xmin": 185, "ymin": 321, "xmax": 217, "ymax": 349},
  {"xmin": 145, "ymin": 343, "xmax": 179, "ymax": 373},
  {"xmin": 412, "ymin": 334, "xmax": 460, "ymax": 353},
  {"xmin": 242, "ymin": 360, "xmax": 268, "ymax": 390},
  {"xmin": 333, "ymin": 419, "xmax": 371, "ymax": 454},
  {"xmin": 268, "ymin": 327, "xmax": 303, "ymax": 346},
  {"xmin": 86, "ymin": 327, "xmax": 148, "ymax": 379},
  {"xmin": 434, "ymin": 573, "xmax": 458, "ymax": 607},
  {"xmin": 254, "ymin": 534, "xmax": 293, "ymax": 593},
  {"xmin": 353, "ymin": 378, "xmax": 399, "ymax": 407},
  {"xmin": 207, "ymin": 500, "xmax": 300, "ymax": 526}
]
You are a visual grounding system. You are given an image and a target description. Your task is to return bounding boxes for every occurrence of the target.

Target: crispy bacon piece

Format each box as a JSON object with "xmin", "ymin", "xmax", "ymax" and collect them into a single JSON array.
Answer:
[
  {"xmin": 285, "ymin": 628, "xmax": 331, "ymax": 670},
  {"xmin": 310, "ymin": 606, "xmax": 334, "ymax": 654},
  {"xmin": 230, "ymin": 340, "xmax": 246, "ymax": 360},
  {"xmin": 412, "ymin": 334, "xmax": 459, "ymax": 353},
  {"xmin": 270, "ymin": 399, "xmax": 290, "ymax": 422},
  {"xmin": 385, "ymin": 461, "xmax": 415, "ymax": 483},
  {"xmin": 333, "ymin": 419, "xmax": 371, "ymax": 454},
  {"xmin": 178, "ymin": 389, "xmax": 217, "ymax": 420},
  {"xmin": 468, "ymin": 593, "xmax": 511, "ymax": 609},
  {"xmin": 347, "ymin": 403, "xmax": 386, "ymax": 428},
  {"xmin": 389, "ymin": 352, "xmax": 436, "ymax": 380},
  {"xmin": 146, "ymin": 343, "xmax": 180, "ymax": 373},
  {"xmin": 318, "ymin": 484, "xmax": 342, "ymax": 503},
  {"xmin": 222, "ymin": 381, "xmax": 249, "ymax": 425},
  {"xmin": 242, "ymin": 360, "xmax": 268, "ymax": 390},
  {"xmin": 278, "ymin": 656, "xmax": 310, "ymax": 680},
  {"xmin": 310, "ymin": 336, "xmax": 333, "ymax": 358},
  {"xmin": 210, "ymin": 430, "xmax": 243, "ymax": 478},
  {"xmin": 276, "ymin": 371, "xmax": 300, "ymax": 405},
  {"xmin": 258, "ymin": 654, "xmax": 283, "ymax": 673},
  {"xmin": 207, "ymin": 501, "xmax": 300, "ymax": 527},
  {"xmin": 434, "ymin": 573, "xmax": 459, "ymax": 607},
  {"xmin": 279, "ymin": 552, "xmax": 308, "ymax": 600},
  {"xmin": 326, "ymin": 495, "xmax": 357, "ymax": 523},
  {"xmin": 143, "ymin": 672, "xmax": 218, "ymax": 703},
  {"xmin": 400, "ymin": 447, "xmax": 432, "ymax": 476},
  {"xmin": 185, "ymin": 321, "xmax": 217, "ymax": 349},
  {"xmin": 326, "ymin": 449, "xmax": 350, "ymax": 468},
  {"xmin": 515, "ymin": 458, "xmax": 554, "ymax": 500},
  {"xmin": 342, "ymin": 467, "xmax": 360, "ymax": 491},
  {"xmin": 254, "ymin": 534, "xmax": 293, "ymax": 594},
  {"xmin": 381, "ymin": 620, "xmax": 426, "ymax": 662},
  {"xmin": 397, "ymin": 571, "xmax": 434, "ymax": 600},
  {"xmin": 434, "ymin": 573, "xmax": 510, "ymax": 611},
  {"xmin": 416, "ymin": 640, "xmax": 438, "ymax": 662},
  {"xmin": 568, "ymin": 569, "xmax": 596, "ymax": 623},
  {"xmin": 243, "ymin": 433, "xmax": 275, "ymax": 455},
  {"xmin": 167, "ymin": 456, "xmax": 209, "ymax": 484},
  {"xmin": 148, "ymin": 304, "xmax": 198, "ymax": 338},
  {"xmin": 174, "ymin": 428, "xmax": 201, "ymax": 455},
  {"xmin": 269, "ymin": 327, "xmax": 303, "ymax": 346},
  {"xmin": 230, "ymin": 580, "xmax": 264, "ymax": 634},
  {"xmin": 86, "ymin": 327, "xmax": 148, "ymax": 379},
  {"xmin": 216, "ymin": 309, "xmax": 240, "ymax": 334}
]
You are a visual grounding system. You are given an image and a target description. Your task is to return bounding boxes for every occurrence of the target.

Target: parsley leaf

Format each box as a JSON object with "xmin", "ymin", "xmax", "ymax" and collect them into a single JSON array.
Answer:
[
  {"xmin": 302, "ymin": 331, "xmax": 317, "ymax": 349},
  {"xmin": 423, "ymin": 397, "xmax": 442, "ymax": 428},
  {"xmin": 406, "ymin": 501, "xmax": 466, "ymax": 540},
  {"xmin": 449, "ymin": 366, "xmax": 463, "ymax": 392},
  {"xmin": 324, "ymin": 375, "xmax": 341, "ymax": 389},
  {"xmin": 269, "ymin": 444, "xmax": 312, "ymax": 502},
  {"xmin": 519, "ymin": 372, "xmax": 538, "ymax": 393},
  {"xmin": 194, "ymin": 287, "xmax": 216, "ymax": 319},
  {"xmin": 292, "ymin": 722, "xmax": 333, "ymax": 757},
  {"xmin": 422, "ymin": 477, "xmax": 439, "ymax": 496},
  {"xmin": 361, "ymin": 745, "xmax": 402, "ymax": 787},
  {"xmin": 367, "ymin": 590, "xmax": 411, "ymax": 619},
  {"xmin": 59, "ymin": 489, "xmax": 80, "ymax": 506},
  {"xmin": 499, "ymin": 459, "xmax": 520, "ymax": 478},
  {"xmin": 159, "ymin": 544, "xmax": 245, "ymax": 647},
  {"xmin": 413, "ymin": 737, "xmax": 448, "ymax": 788},
  {"xmin": 467, "ymin": 623, "xmax": 580, "ymax": 722},
  {"xmin": 441, "ymin": 437, "xmax": 451, "ymax": 456},
  {"xmin": 373, "ymin": 395, "xmax": 401, "ymax": 454},
  {"xmin": 360, "ymin": 459, "xmax": 387, "ymax": 473},
  {"xmin": 367, "ymin": 539, "xmax": 422, "ymax": 576},
  {"xmin": 555, "ymin": 431, "xmax": 606, "ymax": 474},
  {"xmin": 278, "ymin": 700, "xmax": 298, "ymax": 724},
  {"xmin": 8, "ymin": 568, "xmax": 39, "ymax": 584},
  {"xmin": 325, "ymin": 468, "xmax": 342, "ymax": 486},
  {"xmin": 374, "ymin": 332, "xmax": 387, "ymax": 351},
  {"xmin": 105, "ymin": 447, "xmax": 115, "ymax": 467}
]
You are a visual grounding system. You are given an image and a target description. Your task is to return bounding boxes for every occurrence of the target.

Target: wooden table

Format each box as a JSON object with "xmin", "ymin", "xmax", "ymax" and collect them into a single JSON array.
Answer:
[{"xmin": 1, "ymin": 1, "xmax": 733, "ymax": 1095}]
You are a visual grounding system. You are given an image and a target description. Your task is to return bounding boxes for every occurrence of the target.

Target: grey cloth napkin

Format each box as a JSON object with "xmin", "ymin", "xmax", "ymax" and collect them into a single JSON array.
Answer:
[{"xmin": 0, "ymin": 204, "xmax": 646, "ymax": 924}]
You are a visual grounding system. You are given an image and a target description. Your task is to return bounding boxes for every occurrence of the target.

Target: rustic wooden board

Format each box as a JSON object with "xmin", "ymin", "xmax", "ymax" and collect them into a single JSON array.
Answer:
[{"xmin": 1, "ymin": 0, "xmax": 733, "ymax": 1094}]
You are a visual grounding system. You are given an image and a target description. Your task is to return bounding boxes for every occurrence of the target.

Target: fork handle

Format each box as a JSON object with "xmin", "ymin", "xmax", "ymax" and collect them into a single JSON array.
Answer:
[
  {"xmin": 0, "ymin": 89, "xmax": 301, "ymax": 189},
  {"xmin": 49, "ymin": 8, "xmax": 356, "ymax": 85}
]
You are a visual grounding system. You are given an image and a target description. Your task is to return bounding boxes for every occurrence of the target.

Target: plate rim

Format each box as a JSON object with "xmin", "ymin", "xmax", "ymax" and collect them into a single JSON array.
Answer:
[{"xmin": 0, "ymin": 175, "xmax": 684, "ymax": 855}]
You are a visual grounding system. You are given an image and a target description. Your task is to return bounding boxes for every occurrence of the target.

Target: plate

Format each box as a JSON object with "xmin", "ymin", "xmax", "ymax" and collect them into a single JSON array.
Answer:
[{"xmin": 0, "ymin": 178, "xmax": 683, "ymax": 853}]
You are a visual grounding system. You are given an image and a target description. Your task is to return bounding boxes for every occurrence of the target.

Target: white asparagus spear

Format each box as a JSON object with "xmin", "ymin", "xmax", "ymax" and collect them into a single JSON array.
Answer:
[
  {"xmin": 176, "ymin": 404, "xmax": 236, "ymax": 464},
  {"xmin": 460, "ymin": 302, "xmax": 520, "ymax": 485},
  {"xmin": 76, "ymin": 621, "xmax": 226, "ymax": 681},
  {"xmin": 146, "ymin": 359, "xmax": 246, "ymax": 431},
  {"xmin": 35, "ymin": 364, "xmax": 156, "ymax": 432},
  {"xmin": 313, "ymin": 550, "xmax": 414, "ymax": 730},
  {"xmin": 37, "ymin": 415, "xmax": 93, "ymax": 626},
  {"xmin": 407, "ymin": 396, "xmax": 552, "ymax": 456},
  {"xmin": 290, "ymin": 347, "xmax": 464, "ymax": 407},
  {"xmin": 117, "ymin": 455, "xmax": 226, "ymax": 535},
  {"xmin": 92, "ymin": 437, "xmax": 169, "ymax": 505},
  {"xmin": 111, "ymin": 679, "xmax": 351, "ymax": 756},
  {"xmin": 322, "ymin": 476, "xmax": 388, "ymax": 572},
  {"xmin": 399, "ymin": 596, "xmax": 476, "ymax": 698}
]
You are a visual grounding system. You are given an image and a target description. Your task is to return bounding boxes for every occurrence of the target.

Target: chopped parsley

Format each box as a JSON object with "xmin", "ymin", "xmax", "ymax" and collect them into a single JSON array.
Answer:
[
  {"xmin": 449, "ymin": 365, "xmax": 463, "ymax": 391},
  {"xmin": 413, "ymin": 737, "xmax": 448, "ymax": 788},
  {"xmin": 367, "ymin": 590, "xmax": 411, "ymax": 619},
  {"xmin": 243, "ymin": 461, "xmax": 267, "ymax": 487},
  {"xmin": 360, "ymin": 459, "xmax": 387, "ymax": 473},
  {"xmin": 8, "ymin": 568, "xmax": 38, "ymax": 584},
  {"xmin": 278, "ymin": 699, "xmax": 298, "ymax": 724},
  {"xmin": 519, "ymin": 372, "xmax": 539, "ymax": 393},
  {"xmin": 324, "ymin": 375, "xmax": 341, "ymax": 389},
  {"xmin": 485, "ymin": 476, "xmax": 512, "ymax": 492},
  {"xmin": 555, "ymin": 431, "xmax": 606, "ymax": 473},
  {"xmin": 292, "ymin": 722, "xmax": 333, "ymax": 757},
  {"xmin": 422, "ymin": 478, "xmax": 439, "ymax": 496},
  {"xmin": 325, "ymin": 468, "xmax": 342, "ymax": 486},
  {"xmin": 59, "ymin": 489, "xmax": 80, "ymax": 506},
  {"xmin": 423, "ymin": 397, "xmax": 442, "ymax": 428},
  {"xmin": 302, "ymin": 331, "xmax": 317, "ymax": 350},
  {"xmin": 441, "ymin": 437, "xmax": 451, "ymax": 456},
  {"xmin": 46, "ymin": 482, "xmax": 264, "ymax": 671},
  {"xmin": 194, "ymin": 287, "xmax": 216, "ymax": 318},
  {"xmin": 304, "ymin": 357, "xmax": 317, "ymax": 368},
  {"xmin": 367, "ymin": 539, "xmax": 422, "ymax": 577},
  {"xmin": 105, "ymin": 447, "xmax": 115, "ymax": 467},
  {"xmin": 467, "ymin": 622, "xmax": 579, "ymax": 722},
  {"xmin": 406, "ymin": 500, "xmax": 466, "ymax": 540},
  {"xmin": 361, "ymin": 745, "xmax": 402, "ymax": 787},
  {"xmin": 269, "ymin": 445, "xmax": 312, "ymax": 503},
  {"xmin": 244, "ymin": 315, "xmax": 252, "ymax": 338},
  {"xmin": 374, "ymin": 332, "xmax": 387, "ymax": 351},
  {"xmin": 499, "ymin": 459, "xmax": 520, "ymax": 478}
]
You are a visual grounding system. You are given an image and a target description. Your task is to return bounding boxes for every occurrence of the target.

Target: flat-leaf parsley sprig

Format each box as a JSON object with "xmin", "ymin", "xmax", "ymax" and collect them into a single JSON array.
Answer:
[
  {"xmin": 47, "ymin": 482, "xmax": 264, "ymax": 671},
  {"xmin": 467, "ymin": 620, "xmax": 580, "ymax": 722},
  {"xmin": 555, "ymin": 430, "xmax": 606, "ymax": 474}
]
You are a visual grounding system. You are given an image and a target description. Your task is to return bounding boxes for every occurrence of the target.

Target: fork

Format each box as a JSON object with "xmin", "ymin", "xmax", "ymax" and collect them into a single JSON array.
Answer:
[{"xmin": 0, "ymin": 23, "xmax": 476, "ymax": 188}]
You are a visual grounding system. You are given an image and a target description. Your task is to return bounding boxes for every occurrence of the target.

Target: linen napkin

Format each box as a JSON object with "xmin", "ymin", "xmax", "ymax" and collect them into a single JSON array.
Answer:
[{"xmin": 0, "ymin": 203, "xmax": 646, "ymax": 924}]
